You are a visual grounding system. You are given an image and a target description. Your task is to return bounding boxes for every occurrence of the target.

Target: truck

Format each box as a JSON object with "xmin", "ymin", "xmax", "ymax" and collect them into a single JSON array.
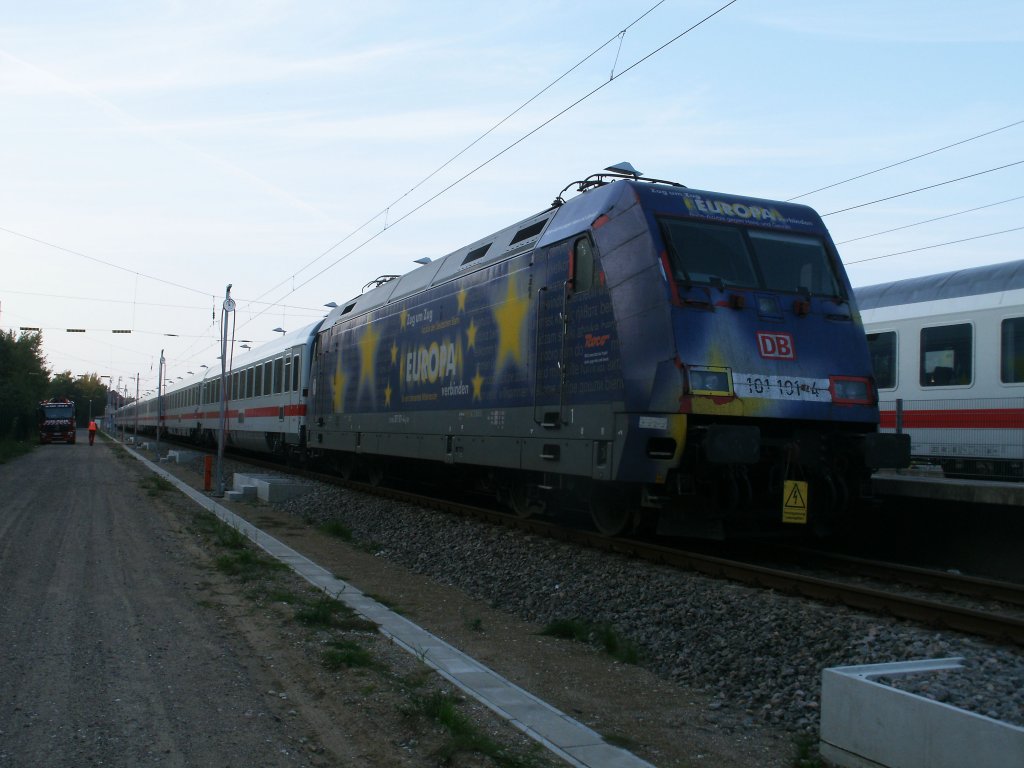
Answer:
[{"xmin": 38, "ymin": 398, "xmax": 77, "ymax": 444}]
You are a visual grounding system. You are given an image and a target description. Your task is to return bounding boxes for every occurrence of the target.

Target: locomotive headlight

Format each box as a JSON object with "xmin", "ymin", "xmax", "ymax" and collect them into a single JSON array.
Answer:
[
  {"xmin": 687, "ymin": 366, "xmax": 733, "ymax": 396},
  {"xmin": 829, "ymin": 375, "xmax": 873, "ymax": 405}
]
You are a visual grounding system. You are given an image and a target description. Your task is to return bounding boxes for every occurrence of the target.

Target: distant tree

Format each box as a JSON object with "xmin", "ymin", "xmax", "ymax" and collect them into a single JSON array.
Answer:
[
  {"xmin": 0, "ymin": 330, "xmax": 50, "ymax": 440},
  {"xmin": 47, "ymin": 370, "xmax": 112, "ymax": 426},
  {"xmin": 70, "ymin": 373, "xmax": 112, "ymax": 425}
]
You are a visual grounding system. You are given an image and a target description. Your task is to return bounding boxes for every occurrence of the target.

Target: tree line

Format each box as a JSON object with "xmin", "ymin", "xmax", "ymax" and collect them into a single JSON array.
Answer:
[{"xmin": 0, "ymin": 330, "xmax": 113, "ymax": 441}]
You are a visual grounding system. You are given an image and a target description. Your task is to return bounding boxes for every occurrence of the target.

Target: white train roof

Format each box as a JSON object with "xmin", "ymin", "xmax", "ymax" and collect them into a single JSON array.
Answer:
[
  {"xmin": 855, "ymin": 259, "xmax": 1024, "ymax": 310},
  {"xmin": 163, "ymin": 319, "xmax": 323, "ymax": 397}
]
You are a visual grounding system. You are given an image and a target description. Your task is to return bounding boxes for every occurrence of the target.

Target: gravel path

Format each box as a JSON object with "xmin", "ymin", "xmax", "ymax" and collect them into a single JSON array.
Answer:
[
  {"xmin": 284, "ymin": 482, "xmax": 1024, "ymax": 735},
  {"xmin": 0, "ymin": 443, "xmax": 322, "ymax": 766}
]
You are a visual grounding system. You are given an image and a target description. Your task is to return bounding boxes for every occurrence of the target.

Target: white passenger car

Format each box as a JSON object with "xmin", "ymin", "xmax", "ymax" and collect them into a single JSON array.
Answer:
[{"xmin": 856, "ymin": 259, "xmax": 1024, "ymax": 479}]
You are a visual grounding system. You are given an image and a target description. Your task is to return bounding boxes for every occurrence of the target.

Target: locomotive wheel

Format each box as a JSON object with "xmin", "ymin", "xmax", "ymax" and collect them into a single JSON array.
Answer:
[
  {"xmin": 336, "ymin": 453, "xmax": 356, "ymax": 481},
  {"xmin": 590, "ymin": 489, "xmax": 631, "ymax": 537},
  {"xmin": 508, "ymin": 479, "xmax": 544, "ymax": 519}
]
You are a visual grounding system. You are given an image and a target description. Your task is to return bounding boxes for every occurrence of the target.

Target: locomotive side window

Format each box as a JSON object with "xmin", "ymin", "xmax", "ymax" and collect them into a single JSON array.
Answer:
[
  {"xmin": 263, "ymin": 361, "xmax": 272, "ymax": 397},
  {"xmin": 866, "ymin": 331, "xmax": 896, "ymax": 389},
  {"xmin": 274, "ymin": 357, "xmax": 283, "ymax": 394},
  {"xmin": 293, "ymin": 354, "xmax": 301, "ymax": 391},
  {"xmin": 748, "ymin": 231, "xmax": 842, "ymax": 298},
  {"xmin": 572, "ymin": 237, "xmax": 595, "ymax": 292},
  {"xmin": 254, "ymin": 365, "xmax": 263, "ymax": 397},
  {"xmin": 1002, "ymin": 317, "xmax": 1024, "ymax": 383},
  {"xmin": 920, "ymin": 323, "xmax": 972, "ymax": 387},
  {"xmin": 283, "ymin": 357, "xmax": 291, "ymax": 393},
  {"xmin": 660, "ymin": 220, "xmax": 757, "ymax": 288}
]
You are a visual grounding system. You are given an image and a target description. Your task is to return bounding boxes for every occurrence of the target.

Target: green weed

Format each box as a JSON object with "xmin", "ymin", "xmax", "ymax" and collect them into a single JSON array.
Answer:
[
  {"xmin": 540, "ymin": 618, "xmax": 642, "ymax": 664},
  {"xmin": 321, "ymin": 639, "xmax": 376, "ymax": 671}
]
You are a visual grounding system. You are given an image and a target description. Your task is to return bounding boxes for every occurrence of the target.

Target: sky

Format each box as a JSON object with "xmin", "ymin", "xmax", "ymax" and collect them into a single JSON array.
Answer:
[{"xmin": 1, "ymin": 0, "xmax": 1022, "ymax": 396}]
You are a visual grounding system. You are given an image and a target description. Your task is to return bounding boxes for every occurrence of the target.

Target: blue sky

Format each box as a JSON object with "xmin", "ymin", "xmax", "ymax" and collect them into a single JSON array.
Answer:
[{"xmin": 1, "ymin": 0, "xmax": 1021, "ymax": 392}]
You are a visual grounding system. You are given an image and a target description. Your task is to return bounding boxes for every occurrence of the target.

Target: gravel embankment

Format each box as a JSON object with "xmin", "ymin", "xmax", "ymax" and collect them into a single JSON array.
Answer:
[{"xmin": 281, "ymin": 482, "xmax": 1024, "ymax": 735}]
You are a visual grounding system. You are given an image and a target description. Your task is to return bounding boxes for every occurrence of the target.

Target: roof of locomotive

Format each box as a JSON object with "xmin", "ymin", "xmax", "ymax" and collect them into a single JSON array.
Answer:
[
  {"xmin": 321, "ymin": 173, "xmax": 834, "ymax": 331},
  {"xmin": 855, "ymin": 258, "xmax": 1024, "ymax": 310}
]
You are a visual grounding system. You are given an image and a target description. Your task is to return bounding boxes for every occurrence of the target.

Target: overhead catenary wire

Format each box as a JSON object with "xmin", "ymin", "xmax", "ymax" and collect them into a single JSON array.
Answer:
[
  {"xmin": 239, "ymin": 0, "xmax": 740, "ymax": 332},
  {"xmin": 242, "ymin": 0, "xmax": 671, "ymax": 314},
  {"xmin": 836, "ymin": 195, "xmax": 1024, "ymax": 244},
  {"xmin": 821, "ymin": 160, "xmax": 1024, "ymax": 216},
  {"xmin": 0, "ymin": 287, "xmax": 323, "ymax": 313},
  {"xmin": 0, "ymin": 225, "xmax": 211, "ymax": 298},
  {"xmin": 787, "ymin": 119, "xmax": 1024, "ymax": 202},
  {"xmin": 845, "ymin": 226, "xmax": 1024, "ymax": 265}
]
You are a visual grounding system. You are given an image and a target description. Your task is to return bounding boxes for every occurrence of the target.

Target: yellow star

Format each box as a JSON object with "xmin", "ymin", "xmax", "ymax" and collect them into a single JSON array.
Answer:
[
  {"xmin": 492, "ymin": 276, "xmax": 529, "ymax": 372},
  {"xmin": 472, "ymin": 366, "xmax": 484, "ymax": 401},
  {"xmin": 332, "ymin": 353, "xmax": 346, "ymax": 413},
  {"xmin": 400, "ymin": 307, "xmax": 408, "ymax": 330},
  {"xmin": 384, "ymin": 381, "xmax": 392, "ymax": 407},
  {"xmin": 465, "ymin": 318, "xmax": 478, "ymax": 350},
  {"xmin": 390, "ymin": 341, "xmax": 398, "ymax": 366},
  {"xmin": 358, "ymin": 322, "xmax": 380, "ymax": 397},
  {"xmin": 457, "ymin": 288, "xmax": 467, "ymax": 313}
]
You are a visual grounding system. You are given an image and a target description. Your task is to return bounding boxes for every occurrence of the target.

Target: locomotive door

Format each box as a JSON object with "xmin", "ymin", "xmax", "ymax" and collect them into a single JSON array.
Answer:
[{"xmin": 533, "ymin": 236, "xmax": 596, "ymax": 427}]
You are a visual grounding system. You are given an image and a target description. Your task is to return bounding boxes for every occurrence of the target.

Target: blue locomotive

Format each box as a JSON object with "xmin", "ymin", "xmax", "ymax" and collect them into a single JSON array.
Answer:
[{"xmin": 305, "ymin": 164, "xmax": 910, "ymax": 537}]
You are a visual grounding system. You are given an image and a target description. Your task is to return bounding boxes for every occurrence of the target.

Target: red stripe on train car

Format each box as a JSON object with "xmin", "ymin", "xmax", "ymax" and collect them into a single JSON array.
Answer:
[{"xmin": 880, "ymin": 408, "xmax": 1024, "ymax": 430}]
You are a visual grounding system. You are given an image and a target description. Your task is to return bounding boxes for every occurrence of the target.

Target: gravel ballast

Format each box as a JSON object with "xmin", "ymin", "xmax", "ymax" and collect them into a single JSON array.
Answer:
[{"xmin": 281, "ymin": 482, "xmax": 1024, "ymax": 735}]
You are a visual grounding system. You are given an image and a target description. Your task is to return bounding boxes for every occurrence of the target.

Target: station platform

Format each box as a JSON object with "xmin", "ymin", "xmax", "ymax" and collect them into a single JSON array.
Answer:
[{"xmin": 872, "ymin": 470, "xmax": 1024, "ymax": 507}]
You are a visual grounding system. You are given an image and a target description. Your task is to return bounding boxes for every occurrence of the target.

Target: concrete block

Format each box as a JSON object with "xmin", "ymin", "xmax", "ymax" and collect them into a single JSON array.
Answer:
[
  {"xmin": 230, "ymin": 473, "xmax": 308, "ymax": 503},
  {"xmin": 166, "ymin": 449, "xmax": 200, "ymax": 465},
  {"xmin": 820, "ymin": 658, "xmax": 1024, "ymax": 768}
]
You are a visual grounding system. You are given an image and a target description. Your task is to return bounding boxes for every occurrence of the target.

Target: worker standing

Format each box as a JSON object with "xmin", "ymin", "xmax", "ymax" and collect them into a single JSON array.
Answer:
[{"xmin": 88, "ymin": 420, "xmax": 97, "ymax": 446}]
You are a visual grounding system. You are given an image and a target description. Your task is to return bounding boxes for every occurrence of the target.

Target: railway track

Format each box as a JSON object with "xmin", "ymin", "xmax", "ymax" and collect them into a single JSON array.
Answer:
[{"xmin": 165, "ymin": 444, "xmax": 1024, "ymax": 647}]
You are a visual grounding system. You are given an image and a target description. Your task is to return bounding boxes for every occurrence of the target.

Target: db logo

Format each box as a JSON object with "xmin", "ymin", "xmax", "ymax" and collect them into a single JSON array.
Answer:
[{"xmin": 757, "ymin": 331, "xmax": 795, "ymax": 360}]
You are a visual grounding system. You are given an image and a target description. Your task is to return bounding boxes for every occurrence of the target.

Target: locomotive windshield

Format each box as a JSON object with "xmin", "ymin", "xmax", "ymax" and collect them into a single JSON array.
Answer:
[{"xmin": 659, "ymin": 218, "xmax": 844, "ymax": 298}]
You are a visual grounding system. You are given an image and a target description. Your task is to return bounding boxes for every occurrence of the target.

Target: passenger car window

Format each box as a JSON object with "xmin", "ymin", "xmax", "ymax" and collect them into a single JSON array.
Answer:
[
  {"xmin": 866, "ymin": 331, "xmax": 896, "ymax": 389},
  {"xmin": 1002, "ymin": 317, "xmax": 1024, "ymax": 383},
  {"xmin": 920, "ymin": 323, "xmax": 972, "ymax": 386}
]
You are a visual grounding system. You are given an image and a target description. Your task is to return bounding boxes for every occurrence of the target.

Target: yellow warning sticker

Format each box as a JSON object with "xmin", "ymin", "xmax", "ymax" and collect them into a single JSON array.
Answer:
[{"xmin": 782, "ymin": 480, "xmax": 808, "ymax": 524}]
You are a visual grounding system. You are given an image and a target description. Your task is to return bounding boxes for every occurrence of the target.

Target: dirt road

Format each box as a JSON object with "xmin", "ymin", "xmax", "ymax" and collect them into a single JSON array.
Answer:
[
  {"xmin": 0, "ymin": 437, "xmax": 565, "ymax": 767},
  {"xmin": 0, "ymin": 436, "xmax": 328, "ymax": 765}
]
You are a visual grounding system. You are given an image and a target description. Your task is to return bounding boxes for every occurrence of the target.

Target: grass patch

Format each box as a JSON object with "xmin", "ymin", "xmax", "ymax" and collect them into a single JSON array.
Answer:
[
  {"xmin": 295, "ymin": 595, "xmax": 346, "ymax": 627},
  {"xmin": 792, "ymin": 734, "xmax": 824, "ymax": 767},
  {"xmin": 317, "ymin": 519, "xmax": 353, "ymax": 541},
  {"xmin": 293, "ymin": 594, "xmax": 377, "ymax": 631},
  {"xmin": 215, "ymin": 548, "xmax": 286, "ymax": 580},
  {"xmin": 321, "ymin": 639, "xmax": 376, "ymax": 671},
  {"xmin": 140, "ymin": 475, "xmax": 176, "ymax": 496},
  {"xmin": 264, "ymin": 587, "xmax": 302, "ymax": 604},
  {"xmin": 602, "ymin": 732, "xmax": 641, "ymax": 751},
  {"xmin": 414, "ymin": 691, "xmax": 545, "ymax": 768},
  {"xmin": 540, "ymin": 618, "xmax": 642, "ymax": 664},
  {"xmin": 0, "ymin": 438, "xmax": 33, "ymax": 464}
]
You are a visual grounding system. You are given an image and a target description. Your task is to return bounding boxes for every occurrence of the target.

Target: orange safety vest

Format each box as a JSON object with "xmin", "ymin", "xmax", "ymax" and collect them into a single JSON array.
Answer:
[{"xmin": 88, "ymin": 421, "xmax": 97, "ymax": 431}]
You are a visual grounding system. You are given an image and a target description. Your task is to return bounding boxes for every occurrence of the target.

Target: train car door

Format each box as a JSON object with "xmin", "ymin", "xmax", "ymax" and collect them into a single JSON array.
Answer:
[{"xmin": 533, "ymin": 235, "xmax": 602, "ymax": 427}]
